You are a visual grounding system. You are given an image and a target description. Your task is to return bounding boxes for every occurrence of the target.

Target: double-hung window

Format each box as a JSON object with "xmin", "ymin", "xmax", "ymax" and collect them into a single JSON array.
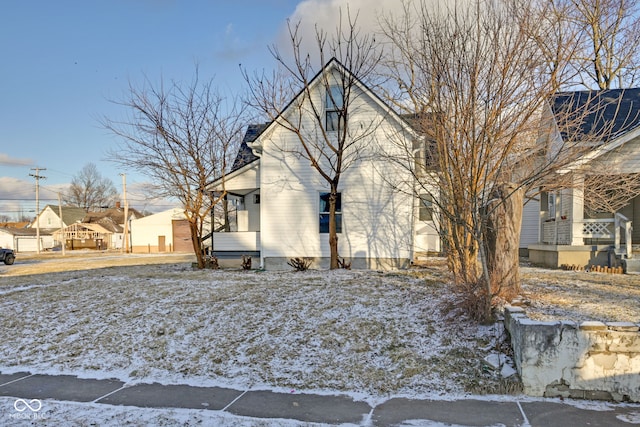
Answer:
[
  {"xmin": 419, "ymin": 194, "xmax": 434, "ymax": 221},
  {"xmin": 325, "ymin": 86, "xmax": 344, "ymax": 132},
  {"xmin": 319, "ymin": 192, "xmax": 342, "ymax": 233}
]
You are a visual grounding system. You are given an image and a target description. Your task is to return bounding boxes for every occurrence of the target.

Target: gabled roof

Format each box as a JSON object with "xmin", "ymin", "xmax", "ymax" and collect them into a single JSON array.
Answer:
[
  {"xmin": 83, "ymin": 206, "xmax": 143, "ymax": 226},
  {"xmin": 0, "ymin": 227, "xmax": 41, "ymax": 236},
  {"xmin": 552, "ymin": 88, "xmax": 640, "ymax": 143},
  {"xmin": 228, "ymin": 58, "xmax": 419, "ymax": 174},
  {"xmin": 36, "ymin": 205, "xmax": 87, "ymax": 226}
]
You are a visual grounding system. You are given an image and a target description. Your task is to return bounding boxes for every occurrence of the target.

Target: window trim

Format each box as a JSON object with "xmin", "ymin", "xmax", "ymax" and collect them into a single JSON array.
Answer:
[{"xmin": 325, "ymin": 85, "xmax": 344, "ymax": 132}]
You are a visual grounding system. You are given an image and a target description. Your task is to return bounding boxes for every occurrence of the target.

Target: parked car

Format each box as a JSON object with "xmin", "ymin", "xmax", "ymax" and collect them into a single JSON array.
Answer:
[{"xmin": 0, "ymin": 248, "xmax": 15, "ymax": 265}]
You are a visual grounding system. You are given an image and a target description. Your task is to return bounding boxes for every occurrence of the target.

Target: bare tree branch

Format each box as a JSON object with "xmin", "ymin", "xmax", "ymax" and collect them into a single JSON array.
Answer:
[{"xmin": 102, "ymin": 68, "xmax": 247, "ymax": 268}]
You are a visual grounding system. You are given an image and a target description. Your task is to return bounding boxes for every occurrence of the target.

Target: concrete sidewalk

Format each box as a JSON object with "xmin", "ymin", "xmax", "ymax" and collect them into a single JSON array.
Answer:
[{"xmin": 1, "ymin": 371, "xmax": 639, "ymax": 426}]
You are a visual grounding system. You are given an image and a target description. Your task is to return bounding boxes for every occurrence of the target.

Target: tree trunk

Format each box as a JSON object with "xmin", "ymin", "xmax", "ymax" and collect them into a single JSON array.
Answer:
[
  {"xmin": 222, "ymin": 198, "xmax": 231, "ymax": 232},
  {"xmin": 483, "ymin": 183, "xmax": 524, "ymax": 301},
  {"xmin": 443, "ymin": 210, "xmax": 481, "ymax": 286},
  {"xmin": 329, "ymin": 187, "xmax": 339, "ymax": 269},
  {"xmin": 189, "ymin": 219, "xmax": 205, "ymax": 269}
]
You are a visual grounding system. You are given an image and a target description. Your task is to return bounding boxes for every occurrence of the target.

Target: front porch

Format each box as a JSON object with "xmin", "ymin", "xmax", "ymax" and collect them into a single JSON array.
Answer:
[{"xmin": 529, "ymin": 213, "xmax": 637, "ymax": 270}]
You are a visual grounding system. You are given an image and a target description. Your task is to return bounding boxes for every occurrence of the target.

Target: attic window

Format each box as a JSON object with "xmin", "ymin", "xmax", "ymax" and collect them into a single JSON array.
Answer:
[{"xmin": 326, "ymin": 86, "xmax": 344, "ymax": 132}]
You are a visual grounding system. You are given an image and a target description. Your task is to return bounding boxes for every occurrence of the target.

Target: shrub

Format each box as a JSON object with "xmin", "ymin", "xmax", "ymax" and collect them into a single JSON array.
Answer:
[{"xmin": 287, "ymin": 257, "xmax": 312, "ymax": 271}]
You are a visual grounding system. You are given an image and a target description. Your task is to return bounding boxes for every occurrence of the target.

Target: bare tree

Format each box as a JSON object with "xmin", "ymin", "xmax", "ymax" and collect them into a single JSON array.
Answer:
[
  {"xmin": 242, "ymin": 9, "xmax": 382, "ymax": 269},
  {"xmin": 378, "ymin": 0, "xmax": 592, "ymax": 321},
  {"xmin": 64, "ymin": 162, "xmax": 118, "ymax": 211},
  {"xmin": 529, "ymin": 0, "xmax": 640, "ymax": 89},
  {"xmin": 584, "ymin": 172, "xmax": 640, "ymax": 215},
  {"xmin": 103, "ymin": 70, "xmax": 246, "ymax": 268},
  {"xmin": 574, "ymin": 0, "xmax": 640, "ymax": 89}
]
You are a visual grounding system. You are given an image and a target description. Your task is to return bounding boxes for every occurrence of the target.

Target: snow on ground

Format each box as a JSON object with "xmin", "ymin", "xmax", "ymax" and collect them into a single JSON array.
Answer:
[
  {"xmin": 2, "ymin": 254, "xmax": 637, "ymax": 424},
  {"xmin": 0, "ymin": 261, "xmax": 510, "ymax": 400}
]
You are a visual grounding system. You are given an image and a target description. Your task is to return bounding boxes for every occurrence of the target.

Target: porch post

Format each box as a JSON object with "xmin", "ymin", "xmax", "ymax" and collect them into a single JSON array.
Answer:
[{"xmin": 570, "ymin": 174, "xmax": 585, "ymax": 246}]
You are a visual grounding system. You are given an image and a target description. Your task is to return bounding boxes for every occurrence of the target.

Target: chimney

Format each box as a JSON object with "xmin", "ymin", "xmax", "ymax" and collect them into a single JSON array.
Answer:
[{"xmin": 116, "ymin": 201, "xmax": 121, "ymax": 209}]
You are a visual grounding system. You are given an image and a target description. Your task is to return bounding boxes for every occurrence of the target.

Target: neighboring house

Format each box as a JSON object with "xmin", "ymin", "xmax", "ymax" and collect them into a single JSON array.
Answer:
[
  {"xmin": 30, "ymin": 205, "xmax": 87, "ymax": 232},
  {"xmin": 82, "ymin": 202, "xmax": 143, "ymax": 249},
  {"xmin": 33, "ymin": 203, "xmax": 143, "ymax": 250},
  {"xmin": 129, "ymin": 208, "xmax": 194, "ymax": 253},
  {"xmin": 529, "ymin": 88, "xmax": 640, "ymax": 269},
  {"xmin": 208, "ymin": 58, "xmax": 440, "ymax": 270},
  {"xmin": 0, "ymin": 227, "xmax": 54, "ymax": 252},
  {"xmin": 53, "ymin": 223, "xmax": 113, "ymax": 250}
]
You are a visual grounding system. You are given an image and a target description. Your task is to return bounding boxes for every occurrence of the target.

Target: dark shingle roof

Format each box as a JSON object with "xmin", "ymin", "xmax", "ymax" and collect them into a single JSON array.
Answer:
[
  {"xmin": 230, "ymin": 123, "xmax": 269, "ymax": 171},
  {"xmin": 552, "ymin": 88, "xmax": 640, "ymax": 143}
]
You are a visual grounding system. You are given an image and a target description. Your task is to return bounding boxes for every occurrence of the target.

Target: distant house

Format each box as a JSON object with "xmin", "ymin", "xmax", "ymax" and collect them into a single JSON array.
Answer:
[
  {"xmin": 30, "ymin": 205, "xmax": 87, "ymax": 232},
  {"xmin": 129, "ymin": 208, "xmax": 193, "ymax": 253},
  {"xmin": 53, "ymin": 223, "xmax": 113, "ymax": 250},
  {"xmin": 208, "ymin": 58, "xmax": 439, "ymax": 269},
  {"xmin": 82, "ymin": 202, "xmax": 143, "ymax": 249},
  {"xmin": 529, "ymin": 88, "xmax": 640, "ymax": 270},
  {"xmin": 32, "ymin": 202, "xmax": 143, "ymax": 250}
]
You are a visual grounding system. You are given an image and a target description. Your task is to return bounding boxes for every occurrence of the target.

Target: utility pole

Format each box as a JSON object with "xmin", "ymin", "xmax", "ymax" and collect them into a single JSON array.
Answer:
[
  {"xmin": 120, "ymin": 173, "xmax": 129, "ymax": 253},
  {"xmin": 57, "ymin": 192, "xmax": 66, "ymax": 256},
  {"xmin": 29, "ymin": 167, "xmax": 46, "ymax": 254}
]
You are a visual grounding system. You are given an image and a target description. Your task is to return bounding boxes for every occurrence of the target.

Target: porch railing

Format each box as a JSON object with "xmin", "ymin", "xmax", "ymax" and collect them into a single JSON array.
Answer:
[
  {"xmin": 542, "ymin": 214, "xmax": 633, "ymax": 258},
  {"xmin": 542, "ymin": 219, "xmax": 572, "ymax": 245}
]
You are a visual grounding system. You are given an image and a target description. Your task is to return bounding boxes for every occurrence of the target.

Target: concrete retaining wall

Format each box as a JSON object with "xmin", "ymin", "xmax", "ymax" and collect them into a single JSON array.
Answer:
[{"xmin": 504, "ymin": 306, "xmax": 640, "ymax": 402}]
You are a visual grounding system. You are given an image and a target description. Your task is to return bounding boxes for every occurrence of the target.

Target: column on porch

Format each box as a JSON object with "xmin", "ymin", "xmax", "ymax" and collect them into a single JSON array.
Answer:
[{"xmin": 568, "ymin": 174, "xmax": 585, "ymax": 246}]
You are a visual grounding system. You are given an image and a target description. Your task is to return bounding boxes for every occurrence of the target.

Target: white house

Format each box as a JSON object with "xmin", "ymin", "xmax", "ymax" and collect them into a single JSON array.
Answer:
[
  {"xmin": 129, "ymin": 208, "xmax": 194, "ymax": 253},
  {"xmin": 0, "ymin": 227, "xmax": 54, "ymax": 252},
  {"xmin": 30, "ymin": 205, "xmax": 87, "ymax": 232},
  {"xmin": 209, "ymin": 58, "xmax": 440, "ymax": 270},
  {"xmin": 529, "ymin": 88, "xmax": 640, "ymax": 270}
]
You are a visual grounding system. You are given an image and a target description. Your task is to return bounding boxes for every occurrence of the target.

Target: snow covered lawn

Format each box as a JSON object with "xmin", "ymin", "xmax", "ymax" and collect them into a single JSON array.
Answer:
[{"xmin": 0, "ymin": 257, "xmax": 508, "ymax": 399}]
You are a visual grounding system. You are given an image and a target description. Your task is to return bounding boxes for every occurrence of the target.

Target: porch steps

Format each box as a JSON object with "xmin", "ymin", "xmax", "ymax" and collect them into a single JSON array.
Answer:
[{"xmin": 622, "ymin": 258, "xmax": 640, "ymax": 274}]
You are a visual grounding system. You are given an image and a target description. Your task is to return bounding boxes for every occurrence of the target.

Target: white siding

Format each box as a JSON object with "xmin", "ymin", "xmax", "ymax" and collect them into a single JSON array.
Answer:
[
  {"xmin": 520, "ymin": 198, "xmax": 540, "ymax": 248},
  {"xmin": 586, "ymin": 136, "xmax": 640, "ymax": 173},
  {"xmin": 0, "ymin": 231, "xmax": 14, "ymax": 249},
  {"xmin": 35, "ymin": 207, "xmax": 62, "ymax": 229},
  {"xmin": 245, "ymin": 189, "xmax": 261, "ymax": 232},
  {"xmin": 258, "ymin": 75, "xmax": 419, "ymax": 266},
  {"xmin": 217, "ymin": 162, "xmax": 259, "ymax": 192}
]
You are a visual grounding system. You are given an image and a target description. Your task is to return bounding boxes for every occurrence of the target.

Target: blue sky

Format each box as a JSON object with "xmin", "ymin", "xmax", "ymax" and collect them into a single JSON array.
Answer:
[{"xmin": 0, "ymin": 0, "xmax": 392, "ymax": 219}]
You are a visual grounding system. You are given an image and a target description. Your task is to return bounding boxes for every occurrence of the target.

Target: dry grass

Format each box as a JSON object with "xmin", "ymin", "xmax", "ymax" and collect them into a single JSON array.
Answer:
[
  {"xmin": 518, "ymin": 265, "xmax": 640, "ymax": 323},
  {"xmin": 1, "ymin": 251, "xmax": 195, "ymax": 277}
]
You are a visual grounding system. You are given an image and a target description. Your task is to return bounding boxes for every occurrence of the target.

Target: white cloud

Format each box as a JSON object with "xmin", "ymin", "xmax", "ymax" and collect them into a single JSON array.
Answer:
[
  {"xmin": 0, "ymin": 176, "xmax": 33, "ymax": 200},
  {"xmin": 275, "ymin": 0, "xmax": 395, "ymax": 60},
  {"xmin": 0, "ymin": 153, "xmax": 33, "ymax": 167}
]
